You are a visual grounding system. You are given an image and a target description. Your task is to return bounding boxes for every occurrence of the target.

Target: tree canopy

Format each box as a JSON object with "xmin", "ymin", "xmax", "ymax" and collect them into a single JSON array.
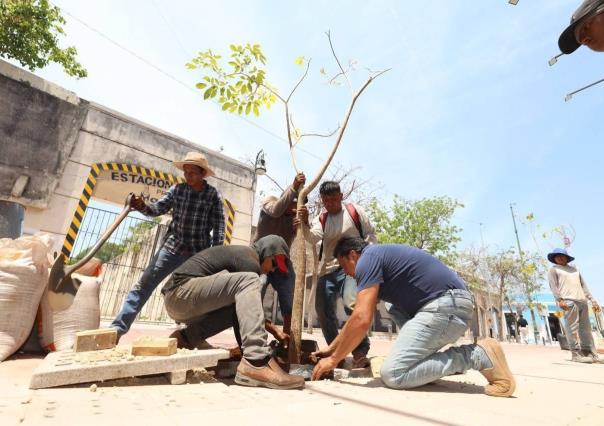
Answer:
[
  {"xmin": 0, "ymin": 0, "xmax": 87, "ymax": 78},
  {"xmin": 367, "ymin": 195, "xmax": 463, "ymax": 265}
]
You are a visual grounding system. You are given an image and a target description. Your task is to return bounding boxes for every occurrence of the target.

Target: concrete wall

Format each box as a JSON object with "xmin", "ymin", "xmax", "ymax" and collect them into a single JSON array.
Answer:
[{"xmin": 0, "ymin": 59, "xmax": 255, "ymax": 252}]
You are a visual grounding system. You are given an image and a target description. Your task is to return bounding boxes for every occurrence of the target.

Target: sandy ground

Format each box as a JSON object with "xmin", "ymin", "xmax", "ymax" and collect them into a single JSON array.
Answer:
[{"xmin": 1, "ymin": 324, "xmax": 603, "ymax": 426}]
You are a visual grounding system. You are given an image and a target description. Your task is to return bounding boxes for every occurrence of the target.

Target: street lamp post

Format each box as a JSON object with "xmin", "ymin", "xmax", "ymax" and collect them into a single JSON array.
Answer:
[{"xmin": 509, "ymin": 203, "xmax": 541, "ymax": 343}]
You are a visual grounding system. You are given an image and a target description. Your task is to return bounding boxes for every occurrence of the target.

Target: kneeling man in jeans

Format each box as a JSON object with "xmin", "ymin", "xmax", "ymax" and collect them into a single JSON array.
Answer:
[
  {"xmin": 311, "ymin": 237, "xmax": 515, "ymax": 397},
  {"xmin": 162, "ymin": 235, "xmax": 304, "ymax": 390}
]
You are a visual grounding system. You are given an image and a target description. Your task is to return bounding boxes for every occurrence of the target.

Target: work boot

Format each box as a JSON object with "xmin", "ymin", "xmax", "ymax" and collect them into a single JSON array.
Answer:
[
  {"xmin": 235, "ymin": 358, "xmax": 305, "ymax": 390},
  {"xmin": 571, "ymin": 351, "xmax": 593, "ymax": 364},
  {"xmin": 581, "ymin": 350, "xmax": 604, "ymax": 364},
  {"xmin": 477, "ymin": 338, "xmax": 516, "ymax": 397}
]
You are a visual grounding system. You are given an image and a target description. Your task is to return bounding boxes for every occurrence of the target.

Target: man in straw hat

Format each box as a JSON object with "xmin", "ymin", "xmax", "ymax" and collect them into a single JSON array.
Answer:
[
  {"xmin": 547, "ymin": 248, "xmax": 603, "ymax": 364},
  {"xmin": 111, "ymin": 151, "xmax": 225, "ymax": 339},
  {"xmin": 558, "ymin": 0, "xmax": 604, "ymax": 54}
]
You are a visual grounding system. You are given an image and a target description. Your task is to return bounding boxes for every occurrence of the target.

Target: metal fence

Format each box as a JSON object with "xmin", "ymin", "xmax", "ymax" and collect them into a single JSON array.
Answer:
[{"xmin": 69, "ymin": 206, "xmax": 174, "ymax": 324}]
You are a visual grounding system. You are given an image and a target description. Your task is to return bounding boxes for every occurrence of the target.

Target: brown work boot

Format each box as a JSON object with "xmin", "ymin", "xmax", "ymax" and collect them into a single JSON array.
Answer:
[
  {"xmin": 574, "ymin": 350, "xmax": 596, "ymax": 364},
  {"xmin": 235, "ymin": 358, "xmax": 305, "ymax": 390},
  {"xmin": 477, "ymin": 338, "xmax": 516, "ymax": 397}
]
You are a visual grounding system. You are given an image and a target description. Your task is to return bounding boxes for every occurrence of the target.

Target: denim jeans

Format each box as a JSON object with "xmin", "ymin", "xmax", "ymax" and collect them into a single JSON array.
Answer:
[
  {"xmin": 261, "ymin": 257, "xmax": 294, "ymax": 316},
  {"xmin": 111, "ymin": 247, "xmax": 189, "ymax": 335},
  {"xmin": 316, "ymin": 267, "xmax": 370, "ymax": 356},
  {"xmin": 381, "ymin": 289, "xmax": 485, "ymax": 389},
  {"xmin": 562, "ymin": 299, "xmax": 595, "ymax": 352}
]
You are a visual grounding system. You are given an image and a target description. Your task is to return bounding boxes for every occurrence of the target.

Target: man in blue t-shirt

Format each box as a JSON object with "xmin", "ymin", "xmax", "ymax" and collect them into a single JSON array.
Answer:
[{"xmin": 311, "ymin": 237, "xmax": 516, "ymax": 398}]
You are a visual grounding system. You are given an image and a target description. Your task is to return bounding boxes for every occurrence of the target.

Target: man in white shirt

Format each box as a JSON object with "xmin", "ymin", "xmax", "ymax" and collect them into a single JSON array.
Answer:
[
  {"xmin": 297, "ymin": 181, "xmax": 377, "ymax": 368},
  {"xmin": 547, "ymin": 248, "xmax": 602, "ymax": 363}
]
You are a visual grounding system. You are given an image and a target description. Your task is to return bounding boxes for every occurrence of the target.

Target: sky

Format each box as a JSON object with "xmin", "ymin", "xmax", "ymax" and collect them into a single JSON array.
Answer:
[{"xmin": 9, "ymin": 1, "xmax": 604, "ymax": 301}]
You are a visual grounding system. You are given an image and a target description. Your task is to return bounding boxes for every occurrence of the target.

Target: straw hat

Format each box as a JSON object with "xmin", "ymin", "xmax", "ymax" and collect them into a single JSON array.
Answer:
[{"xmin": 173, "ymin": 152, "xmax": 215, "ymax": 177}]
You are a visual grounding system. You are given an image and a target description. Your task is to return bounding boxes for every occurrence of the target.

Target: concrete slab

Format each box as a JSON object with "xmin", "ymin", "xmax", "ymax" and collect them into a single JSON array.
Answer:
[{"xmin": 29, "ymin": 346, "xmax": 229, "ymax": 389}]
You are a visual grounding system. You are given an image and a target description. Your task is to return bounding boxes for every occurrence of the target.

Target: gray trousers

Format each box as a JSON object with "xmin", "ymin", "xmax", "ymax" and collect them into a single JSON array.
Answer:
[
  {"xmin": 563, "ymin": 299, "xmax": 595, "ymax": 352},
  {"xmin": 163, "ymin": 271, "xmax": 271, "ymax": 361}
]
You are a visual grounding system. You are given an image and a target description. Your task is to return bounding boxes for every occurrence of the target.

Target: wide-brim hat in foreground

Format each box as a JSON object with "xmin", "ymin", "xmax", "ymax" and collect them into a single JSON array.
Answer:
[
  {"xmin": 547, "ymin": 248, "xmax": 575, "ymax": 264},
  {"xmin": 173, "ymin": 151, "xmax": 215, "ymax": 177},
  {"xmin": 558, "ymin": 0, "xmax": 604, "ymax": 54}
]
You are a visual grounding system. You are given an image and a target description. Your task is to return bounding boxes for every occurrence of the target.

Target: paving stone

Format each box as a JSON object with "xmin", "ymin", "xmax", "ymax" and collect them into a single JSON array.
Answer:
[{"xmin": 29, "ymin": 347, "xmax": 229, "ymax": 389}]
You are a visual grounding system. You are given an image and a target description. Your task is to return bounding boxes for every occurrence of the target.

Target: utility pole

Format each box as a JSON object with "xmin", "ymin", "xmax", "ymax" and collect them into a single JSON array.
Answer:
[{"xmin": 509, "ymin": 203, "xmax": 540, "ymax": 343}]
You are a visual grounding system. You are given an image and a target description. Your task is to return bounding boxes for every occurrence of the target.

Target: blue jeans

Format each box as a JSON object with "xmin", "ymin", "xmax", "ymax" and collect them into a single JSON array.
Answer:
[
  {"xmin": 316, "ymin": 267, "xmax": 370, "ymax": 356},
  {"xmin": 261, "ymin": 257, "xmax": 294, "ymax": 316},
  {"xmin": 381, "ymin": 289, "xmax": 484, "ymax": 389},
  {"xmin": 111, "ymin": 247, "xmax": 189, "ymax": 335}
]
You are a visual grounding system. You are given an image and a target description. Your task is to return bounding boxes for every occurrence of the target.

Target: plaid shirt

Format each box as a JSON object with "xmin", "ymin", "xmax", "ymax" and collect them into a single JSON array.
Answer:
[{"xmin": 141, "ymin": 182, "xmax": 225, "ymax": 255}]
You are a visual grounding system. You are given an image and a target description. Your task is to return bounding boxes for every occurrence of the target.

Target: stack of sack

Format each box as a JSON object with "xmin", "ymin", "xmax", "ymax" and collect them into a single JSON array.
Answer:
[{"xmin": 0, "ymin": 234, "xmax": 102, "ymax": 361}]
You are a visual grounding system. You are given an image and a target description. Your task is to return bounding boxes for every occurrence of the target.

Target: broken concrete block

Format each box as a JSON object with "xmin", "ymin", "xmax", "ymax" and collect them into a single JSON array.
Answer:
[
  {"xmin": 131, "ymin": 337, "xmax": 177, "ymax": 356},
  {"xmin": 74, "ymin": 328, "xmax": 117, "ymax": 352},
  {"xmin": 166, "ymin": 370, "xmax": 187, "ymax": 385}
]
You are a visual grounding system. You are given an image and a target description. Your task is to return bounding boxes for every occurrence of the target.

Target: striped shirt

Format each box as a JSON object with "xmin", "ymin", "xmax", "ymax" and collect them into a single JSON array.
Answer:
[{"xmin": 141, "ymin": 182, "xmax": 225, "ymax": 255}]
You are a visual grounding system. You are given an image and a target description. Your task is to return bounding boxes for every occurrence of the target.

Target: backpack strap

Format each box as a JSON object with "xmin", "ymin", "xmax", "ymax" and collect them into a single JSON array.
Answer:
[
  {"xmin": 318, "ymin": 205, "xmax": 363, "ymax": 261},
  {"xmin": 345, "ymin": 203, "xmax": 363, "ymax": 239},
  {"xmin": 318, "ymin": 209, "xmax": 328, "ymax": 261}
]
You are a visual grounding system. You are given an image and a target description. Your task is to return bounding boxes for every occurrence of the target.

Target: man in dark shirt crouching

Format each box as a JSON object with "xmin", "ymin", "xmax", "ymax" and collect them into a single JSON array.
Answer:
[{"xmin": 162, "ymin": 235, "xmax": 304, "ymax": 390}]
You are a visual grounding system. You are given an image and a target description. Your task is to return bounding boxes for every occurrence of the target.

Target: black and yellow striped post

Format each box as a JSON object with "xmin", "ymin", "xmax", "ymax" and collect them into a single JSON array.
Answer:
[
  {"xmin": 223, "ymin": 198, "xmax": 235, "ymax": 246},
  {"xmin": 61, "ymin": 162, "xmax": 236, "ymax": 258}
]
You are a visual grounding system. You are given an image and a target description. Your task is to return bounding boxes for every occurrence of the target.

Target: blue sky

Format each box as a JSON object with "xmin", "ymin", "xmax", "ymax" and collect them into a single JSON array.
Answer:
[{"xmin": 12, "ymin": 1, "xmax": 604, "ymax": 301}]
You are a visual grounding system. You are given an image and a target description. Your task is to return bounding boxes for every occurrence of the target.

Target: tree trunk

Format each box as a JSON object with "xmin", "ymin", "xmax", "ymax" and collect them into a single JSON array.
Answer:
[
  {"xmin": 288, "ymin": 223, "xmax": 307, "ymax": 364},
  {"xmin": 305, "ymin": 245, "xmax": 319, "ymax": 333}
]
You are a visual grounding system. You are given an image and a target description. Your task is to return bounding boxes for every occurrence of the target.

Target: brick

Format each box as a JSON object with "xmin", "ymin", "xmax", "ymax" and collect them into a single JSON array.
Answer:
[
  {"xmin": 74, "ymin": 328, "xmax": 117, "ymax": 352},
  {"xmin": 131, "ymin": 337, "xmax": 177, "ymax": 356}
]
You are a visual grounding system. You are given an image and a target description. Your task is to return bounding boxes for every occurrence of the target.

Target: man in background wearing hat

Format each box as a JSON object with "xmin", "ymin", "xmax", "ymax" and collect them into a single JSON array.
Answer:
[
  {"xmin": 110, "ymin": 151, "xmax": 225, "ymax": 340},
  {"xmin": 252, "ymin": 172, "xmax": 306, "ymax": 346},
  {"xmin": 559, "ymin": 0, "xmax": 604, "ymax": 55},
  {"xmin": 547, "ymin": 248, "xmax": 603, "ymax": 364}
]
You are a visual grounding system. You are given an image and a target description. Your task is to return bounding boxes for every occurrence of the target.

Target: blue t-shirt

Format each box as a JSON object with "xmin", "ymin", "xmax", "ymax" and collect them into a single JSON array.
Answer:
[{"xmin": 355, "ymin": 244, "xmax": 467, "ymax": 316}]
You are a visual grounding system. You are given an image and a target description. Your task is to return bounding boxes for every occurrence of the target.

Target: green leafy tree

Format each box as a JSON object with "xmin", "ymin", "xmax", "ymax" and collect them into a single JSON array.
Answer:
[
  {"xmin": 69, "ymin": 218, "xmax": 161, "ymax": 264},
  {"xmin": 70, "ymin": 241, "xmax": 126, "ymax": 265},
  {"xmin": 367, "ymin": 195, "xmax": 464, "ymax": 265},
  {"xmin": 485, "ymin": 249, "xmax": 523, "ymax": 341},
  {"xmin": 0, "ymin": 0, "xmax": 87, "ymax": 78},
  {"xmin": 188, "ymin": 33, "xmax": 389, "ymax": 362}
]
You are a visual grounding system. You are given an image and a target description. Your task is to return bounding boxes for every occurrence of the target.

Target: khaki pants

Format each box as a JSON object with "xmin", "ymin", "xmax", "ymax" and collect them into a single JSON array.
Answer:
[
  {"xmin": 164, "ymin": 271, "xmax": 271, "ymax": 361},
  {"xmin": 563, "ymin": 299, "xmax": 595, "ymax": 352}
]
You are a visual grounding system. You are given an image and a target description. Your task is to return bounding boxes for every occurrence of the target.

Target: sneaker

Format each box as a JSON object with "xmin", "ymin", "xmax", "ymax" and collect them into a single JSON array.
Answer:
[
  {"xmin": 571, "ymin": 351, "xmax": 593, "ymax": 364},
  {"xmin": 235, "ymin": 358, "xmax": 305, "ymax": 390},
  {"xmin": 477, "ymin": 338, "xmax": 516, "ymax": 397},
  {"xmin": 580, "ymin": 350, "xmax": 604, "ymax": 364}
]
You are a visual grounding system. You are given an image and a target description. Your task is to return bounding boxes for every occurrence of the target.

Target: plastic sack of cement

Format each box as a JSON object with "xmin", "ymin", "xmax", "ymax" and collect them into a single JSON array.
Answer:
[
  {"xmin": 38, "ymin": 258, "xmax": 102, "ymax": 351},
  {"xmin": 0, "ymin": 234, "xmax": 53, "ymax": 362}
]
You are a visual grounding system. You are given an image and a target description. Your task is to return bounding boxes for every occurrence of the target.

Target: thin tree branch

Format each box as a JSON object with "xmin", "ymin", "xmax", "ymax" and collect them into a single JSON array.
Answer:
[
  {"xmin": 300, "ymin": 127, "xmax": 339, "ymax": 139},
  {"xmin": 326, "ymin": 30, "xmax": 351, "ymax": 91},
  {"xmin": 298, "ymin": 68, "xmax": 390, "ymax": 200},
  {"xmin": 287, "ymin": 59, "xmax": 312, "ymax": 102}
]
